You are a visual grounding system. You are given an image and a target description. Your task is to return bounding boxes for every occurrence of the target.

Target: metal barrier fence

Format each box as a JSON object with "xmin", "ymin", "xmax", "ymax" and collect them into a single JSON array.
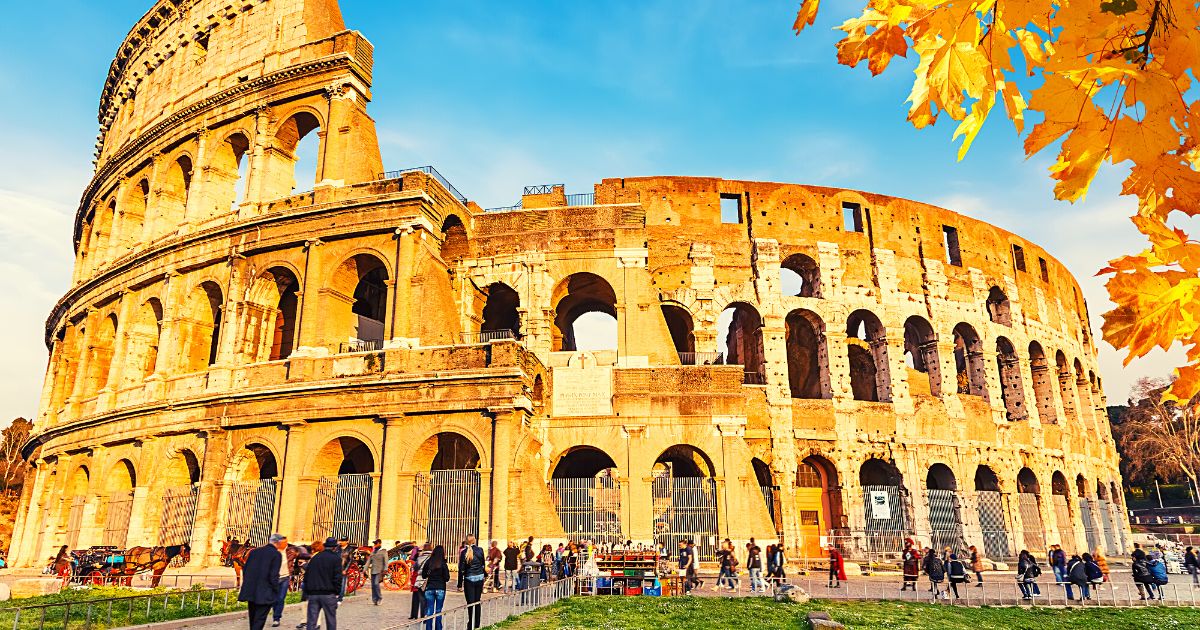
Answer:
[
  {"xmin": 566, "ymin": 193, "xmax": 596, "ymax": 206},
  {"xmin": 225, "ymin": 479, "xmax": 277, "ymax": 547},
  {"xmin": 677, "ymin": 352, "xmax": 726, "ymax": 366},
  {"xmin": 652, "ymin": 476, "xmax": 719, "ymax": 561},
  {"xmin": 460, "ymin": 329, "xmax": 516, "ymax": 344},
  {"xmin": 412, "ymin": 469, "xmax": 481, "ymax": 555},
  {"xmin": 159, "ymin": 484, "xmax": 200, "ymax": 547},
  {"xmin": 0, "ymin": 587, "xmax": 243, "ymax": 630},
  {"xmin": 102, "ymin": 491, "xmax": 134, "ymax": 548},
  {"xmin": 382, "ymin": 577, "xmax": 576, "ymax": 630},
  {"xmin": 313, "ymin": 473, "xmax": 373, "ymax": 546},
  {"xmin": 551, "ymin": 477, "xmax": 623, "ymax": 547},
  {"xmin": 376, "ymin": 166, "xmax": 467, "ymax": 204},
  {"xmin": 339, "ymin": 339, "xmax": 382, "ymax": 354}
]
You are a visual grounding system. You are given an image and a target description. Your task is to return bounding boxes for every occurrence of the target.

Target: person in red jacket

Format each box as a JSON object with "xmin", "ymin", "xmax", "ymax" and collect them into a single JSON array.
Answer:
[{"xmin": 827, "ymin": 544, "xmax": 847, "ymax": 588}]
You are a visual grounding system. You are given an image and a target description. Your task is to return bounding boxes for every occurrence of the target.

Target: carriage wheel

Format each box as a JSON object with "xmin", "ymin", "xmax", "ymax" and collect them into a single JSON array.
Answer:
[
  {"xmin": 345, "ymin": 568, "xmax": 364, "ymax": 595},
  {"xmin": 87, "ymin": 570, "xmax": 105, "ymax": 586},
  {"xmin": 383, "ymin": 561, "xmax": 409, "ymax": 591}
]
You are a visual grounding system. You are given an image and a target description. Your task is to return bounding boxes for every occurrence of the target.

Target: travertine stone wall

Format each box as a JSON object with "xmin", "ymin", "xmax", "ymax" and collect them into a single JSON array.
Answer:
[{"xmin": 11, "ymin": 0, "xmax": 1128, "ymax": 569}]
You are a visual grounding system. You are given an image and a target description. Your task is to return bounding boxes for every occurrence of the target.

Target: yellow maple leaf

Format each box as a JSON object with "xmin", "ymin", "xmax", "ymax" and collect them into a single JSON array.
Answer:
[{"xmin": 793, "ymin": 0, "xmax": 820, "ymax": 34}]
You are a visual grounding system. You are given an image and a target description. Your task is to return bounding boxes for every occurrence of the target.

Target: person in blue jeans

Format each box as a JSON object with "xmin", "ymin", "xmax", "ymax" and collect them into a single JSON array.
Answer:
[{"xmin": 420, "ymin": 546, "xmax": 450, "ymax": 630}]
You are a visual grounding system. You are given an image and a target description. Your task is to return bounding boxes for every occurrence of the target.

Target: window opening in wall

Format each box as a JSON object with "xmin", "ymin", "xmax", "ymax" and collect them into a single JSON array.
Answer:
[
  {"xmin": 986, "ymin": 286, "xmax": 1012, "ymax": 326},
  {"xmin": 720, "ymin": 194, "xmax": 742, "ymax": 224},
  {"xmin": 292, "ymin": 127, "xmax": 320, "ymax": 194},
  {"xmin": 1012, "ymin": 244, "xmax": 1027, "ymax": 272},
  {"xmin": 842, "ymin": 203, "xmax": 864, "ymax": 233},
  {"xmin": 942, "ymin": 225, "xmax": 962, "ymax": 266},
  {"xmin": 193, "ymin": 32, "xmax": 210, "ymax": 64},
  {"xmin": 780, "ymin": 253, "xmax": 821, "ymax": 298},
  {"xmin": 1038, "ymin": 257, "xmax": 1049, "ymax": 283}
]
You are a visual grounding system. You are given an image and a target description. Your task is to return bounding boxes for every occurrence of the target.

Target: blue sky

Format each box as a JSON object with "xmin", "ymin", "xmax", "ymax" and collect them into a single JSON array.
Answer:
[{"xmin": 0, "ymin": 0, "xmax": 1177, "ymax": 421}]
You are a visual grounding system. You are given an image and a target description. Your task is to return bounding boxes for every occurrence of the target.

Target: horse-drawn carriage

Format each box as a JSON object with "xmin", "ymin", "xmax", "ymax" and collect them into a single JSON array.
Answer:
[
  {"xmin": 54, "ymin": 544, "xmax": 191, "ymax": 587},
  {"xmin": 221, "ymin": 539, "xmax": 417, "ymax": 594}
]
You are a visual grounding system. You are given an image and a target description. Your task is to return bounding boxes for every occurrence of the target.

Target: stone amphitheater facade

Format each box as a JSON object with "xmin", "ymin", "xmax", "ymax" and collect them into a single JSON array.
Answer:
[{"xmin": 11, "ymin": 0, "xmax": 1129, "ymax": 568}]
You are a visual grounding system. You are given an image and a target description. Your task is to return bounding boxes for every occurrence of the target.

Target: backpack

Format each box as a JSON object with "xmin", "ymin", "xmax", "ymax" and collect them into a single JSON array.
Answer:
[
  {"xmin": 1068, "ymin": 561, "xmax": 1088, "ymax": 582},
  {"xmin": 1132, "ymin": 559, "xmax": 1150, "ymax": 582},
  {"xmin": 1085, "ymin": 561, "xmax": 1104, "ymax": 582},
  {"xmin": 1025, "ymin": 562, "xmax": 1041, "ymax": 579}
]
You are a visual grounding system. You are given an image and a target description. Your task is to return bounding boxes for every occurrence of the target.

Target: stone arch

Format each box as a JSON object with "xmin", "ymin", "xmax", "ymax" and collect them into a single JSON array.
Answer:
[
  {"xmin": 122, "ymin": 298, "xmax": 163, "ymax": 386},
  {"xmin": 1028, "ymin": 341, "xmax": 1056, "ymax": 424},
  {"xmin": 480, "ymin": 282, "xmax": 520, "ymax": 339},
  {"xmin": 84, "ymin": 313, "xmax": 119, "ymax": 397},
  {"xmin": 329, "ymin": 253, "xmax": 389, "ymax": 350},
  {"xmin": 1017, "ymin": 468, "xmax": 1040, "ymax": 494},
  {"xmin": 781, "ymin": 253, "xmax": 821, "ymax": 297},
  {"xmin": 181, "ymin": 281, "xmax": 223, "ymax": 372},
  {"xmin": 1055, "ymin": 350, "xmax": 1079, "ymax": 423},
  {"xmin": 660, "ymin": 302, "xmax": 695, "ymax": 357},
  {"xmin": 265, "ymin": 110, "xmax": 323, "ymax": 199},
  {"xmin": 247, "ymin": 267, "xmax": 300, "ymax": 361},
  {"xmin": 652, "ymin": 444, "xmax": 715, "ymax": 478},
  {"xmin": 1073, "ymin": 358, "xmax": 1092, "ymax": 424},
  {"xmin": 952, "ymin": 323, "xmax": 987, "ymax": 398},
  {"xmin": 154, "ymin": 156, "xmax": 190, "ymax": 236},
  {"xmin": 860, "ymin": 457, "xmax": 903, "ymax": 487},
  {"xmin": 49, "ymin": 325, "xmax": 82, "ymax": 412},
  {"xmin": 440, "ymin": 214, "xmax": 469, "ymax": 261},
  {"xmin": 996, "ymin": 337, "xmax": 1027, "ymax": 420},
  {"xmin": 974, "ymin": 465, "xmax": 1002, "ymax": 492},
  {"xmin": 92, "ymin": 199, "xmax": 116, "ymax": 266},
  {"xmin": 227, "ymin": 442, "xmax": 280, "ymax": 482},
  {"xmin": 163, "ymin": 449, "xmax": 201, "ymax": 487},
  {"xmin": 903, "ymin": 315, "xmax": 941, "ymax": 396},
  {"xmin": 551, "ymin": 446, "xmax": 618, "ymax": 479},
  {"xmin": 209, "ymin": 131, "xmax": 251, "ymax": 218},
  {"xmin": 986, "ymin": 286, "xmax": 1012, "ymax": 326},
  {"xmin": 68, "ymin": 465, "xmax": 91, "ymax": 497},
  {"xmin": 721, "ymin": 302, "xmax": 766, "ymax": 384},
  {"xmin": 120, "ymin": 177, "xmax": 152, "ymax": 251},
  {"xmin": 1075, "ymin": 474, "xmax": 1089, "ymax": 498},
  {"xmin": 309, "ymin": 436, "xmax": 376, "ymax": 477},
  {"xmin": 926, "ymin": 463, "xmax": 957, "ymax": 490},
  {"xmin": 1051, "ymin": 471, "xmax": 1069, "ymax": 497},
  {"xmin": 847, "ymin": 309, "xmax": 890, "ymax": 402},
  {"xmin": 1096, "ymin": 480, "xmax": 1110, "ymax": 501},
  {"xmin": 411, "ymin": 431, "xmax": 482, "ymax": 472},
  {"xmin": 795, "ymin": 453, "xmax": 844, "ymax": 554},
  {"xmin": 551, "ymin": 272, "xmax": 618, "ymax": 352},
  {"xmin": 786, "ymin": 308, "xmax": 830, "ymax": 398}
]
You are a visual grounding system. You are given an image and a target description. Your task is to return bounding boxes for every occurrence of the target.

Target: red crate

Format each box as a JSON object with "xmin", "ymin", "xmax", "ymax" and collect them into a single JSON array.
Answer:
[{"xmin": 625, "ymin": 587, "xmax": 642, "ymax": 596}]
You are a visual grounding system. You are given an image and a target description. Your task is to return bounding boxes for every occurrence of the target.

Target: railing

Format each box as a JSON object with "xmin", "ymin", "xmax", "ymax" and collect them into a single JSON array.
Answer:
[
  {"xmin": 678, "ymin": 352, "xmax": 726, "ymax": 366},
  {"xmin": 523, "ymin": 184, "xmax": 562, "ymax": 195},
  {"xmin": 484, "ymin": 200, "xmax": 523, "ymax": 212},
  {"xmin": 460, "ymin": 329, "xmax": 517, "ymax": 344},
  {"xmin": 566, "ymin": 193, "xmax": 595, "ymax": 206},
  {"xmin": 0, "ymin": 587, "xmax": 242, "ymax": 630},
  {"xmin": 743, "ymin": 371, "xmax": 767, "ymax": 385},
  {"xmin": 375, "ymin": 166, "xmax": 468, "ymax": 204},
  {"xmin": 339, "ymin": 339, "xmax": 383, "ymax": 354},
  {"xmin": 382, "ymin": 578, "xmax": 576, "ymax": 630}
]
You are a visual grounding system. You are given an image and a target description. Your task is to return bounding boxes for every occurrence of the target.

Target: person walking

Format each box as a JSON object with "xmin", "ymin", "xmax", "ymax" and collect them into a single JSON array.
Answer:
[
  {"xmin": 419, "ymin": 546, "xmax": 450, "ymax": 630},
  {"xmin": 686, "ymin": 540, "xmax": 701, "ymax": 590},
  {"xmin": 1049, "ymin": 545, "xmax": 1067, "ymax": 590},
  {"xmin": 238, "ymin": 534, "xmax": 285, "ymax": 630},
  {"xmin": 968, "ymin": 545, "xmax": 985, "ymax": 586},
  {"xmin": 677, "ymin": 540, "xmax": 693, "ymax": 594},
  {"xmin": 771, "ymin": 544, "xmax": 786, "ymax": 583},
  {"xmin": 269, "ymin": 535, "xmax": 291, "ymax": 628},
  {"xmin": 922, "ymin": 549, "xmax": 946, "ymax": 600},
  {"xmin": 1016, "ymin": 550, "xmax": 1040, "ymax": 600},
  {"xmin": 409, "ymin": 543, "xmax": 430, "ymax": 620},
  {"xmin": 826, "ymin": 544, "xmax": 846, "ymax": 589},
  {"xmin": 1066, "ymin": 554, "xmax": 1089, "ymax": 600},
  {"xmin": 747, "ymin": 543, "xmax": 764, "ymax": 593},
  {"xmin": 946, "ymin": 553, "xmax": 968, "ymax": 600},
  {"xmin": 503, "ymin": 541, "xmax": 520, "ymax": 592},
  {"xmin": 1184, "ymin": 546, "xmax": 1199, "ymax": 586},
  {"xmin": 335, "ymin": 537, "xmax": 352, "ymax": 604},
  {"xmin": 302, "ymin": 537, "xmax": 342, "ymax": 630},
  {"xmin": 715, "ymin": 542, "xmax": 736, "ymax": 591},
  {"xmin": 367, "ymin": 539, "xmax": 387, "ymax": 606},
  {"xmin": 457, "ymin": 535, "xmax": 486, "ymax": 630},
  {"xmin": 487, "ymin": 541, "xmax": 502, "ymax": 593},
  {"xmin": 901, "ymin": 539, "xmax": 921, "ymax": 591}
]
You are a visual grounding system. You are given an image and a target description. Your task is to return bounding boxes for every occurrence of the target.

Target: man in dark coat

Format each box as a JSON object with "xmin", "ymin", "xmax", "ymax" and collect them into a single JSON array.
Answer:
[
  {"xmin": 303, "ymin": 537, "xmax": 343, "ymax": 630},
  {"xmin": 238, "ymin": 534, "xmax": 285, "ymax": 630}
]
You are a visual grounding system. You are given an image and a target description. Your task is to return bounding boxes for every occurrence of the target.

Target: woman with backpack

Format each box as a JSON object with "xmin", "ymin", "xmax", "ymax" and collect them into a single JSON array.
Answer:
[
  {"xmin": 1083, "ymin": 553, "xmax": 1104, "ymax": 596},
  {"xmin": 946, "ymin": 553, "xmax": 969, "ymax": 600},
  {"xmin": 1016, "ymin": 550, "xmax": 1041, "ymax": 600},
  {"xmin": 1066, "ymin": 554, "xmax": 1090, "ymax": 600},
  {"xmin": 419, "ymin": 545, "xmax": 450, "ymax": 630},
  {"xmin": 1132, "ymin": 552, "xmax": 1154, "ymax": 600},
  {"xmin": 922, "ymin": 548, "xmax": 946, "ymax": 600},
  {"xmin": 456, "ymin": 536, "xmax": 487, "ymax": 630}
]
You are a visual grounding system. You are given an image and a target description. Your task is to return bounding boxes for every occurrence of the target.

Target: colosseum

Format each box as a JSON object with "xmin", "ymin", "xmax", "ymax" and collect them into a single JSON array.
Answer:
[{"xmin": 11, "ymin": 0, "xmax": 1130, "ymax": 570}]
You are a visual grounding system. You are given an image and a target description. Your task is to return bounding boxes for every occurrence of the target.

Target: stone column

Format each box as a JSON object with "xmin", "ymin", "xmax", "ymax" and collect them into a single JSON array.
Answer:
[
  {"xmin": 623, "ymin": 424, "xmax": 651, "ymax": 542},
  {"xmin": 376, "ymin": 416, "xmax": 406, "ymax": 542},
  {"xmin": 293, "ymin": 239, "xmax": 327, "ymax": 353},
  {"xmin": 387, "ymin": 226, "xmax": 421, "ymax": 347},
  {"xmin": 191, "ymin": 430, "xmax": 227, "ymax": 567},
  {"xmin": 242, "ymin": 105, "xmax": 273, "ymax": 212},
  {"xmin": 180, "ymin": 129, "xmax": 210, "ymax": 231},
  {"xmin": 97, "ymin": 292, "xmax": 136, "ymax": 411},
  {"xmin": 277, "ymin": 422, "xmax": 310, "ymax": 540}
]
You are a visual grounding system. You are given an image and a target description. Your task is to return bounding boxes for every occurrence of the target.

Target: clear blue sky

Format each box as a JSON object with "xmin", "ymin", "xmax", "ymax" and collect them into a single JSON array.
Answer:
[{"xmin": 0, "ymin": 0, "xmax": 1176, "ymax": 420}]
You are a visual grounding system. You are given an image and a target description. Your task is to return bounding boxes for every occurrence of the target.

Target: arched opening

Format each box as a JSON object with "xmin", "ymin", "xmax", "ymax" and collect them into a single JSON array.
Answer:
[
  {"xmin": 847, "ymin": 310, "xmax": 890, "ymax": 402},
  {"xmin": 159, "ymin": 450, "xmax": 201, "ymax": 547},
  {"xmin": 311, "ymin": 437, "xmax": 375, "ymax": 545},
  {"xmin": 1016, "ymin": 468, "xmax": 1045, "ymax": 551},
  {"xmin": 246, "ymin": 267, "xmax": 300, "ymax": 361},
  {"xmin": 49, "ymin": 325, "xmax": 81, "ymax": 413},
  {"xmin": 781, "ymin": 253, "xmax": 821, "ymax": 297},
  {"xmin": 102, "ymin": 459, "xmax": 136, "ymax": 547},
  {"xmin": 123, "ymin": 298, "xmax": 163, "ymax": 387},
  {"xmin": 1028, "ymin": 342, "xmax": 1056, "ymax": 424},
  {"xmin": 1055, "ymin": 351, "xmax": 1079, "ymax": 423},
  {"xmin": 720, "ymin": 303, "xmax": 766, "ymax": 384},
  {"xmin": 480, "ymin": 282, "xmax": 520, "ymax": 341},
  {"xmin": 903, "ymin": 316, "xmax": 941, "ymax": 396},
  {"xmin": 64, "ymin": 465, "xmax": 90, "ymax": 549},
  {"xmin": 661, "ymin": 304, "xmax": 696, "ymax": 361},
  {"xmin": 797, "ymin": 455, "xmax": 844, "ymax": 557},
  {"xmin": 552, "ymin": 273, "xmax": 618, "ymax": 352},
  {"xmin": 440, "ymin": 215, "xmax": 469, "ymax": 262},
  {"xmin": 926, "ymin": 463, "xmax": 965, "ymax": 554},
  {"xmin": 182, "ymin": 281, "xmax": 223, "ymax": 372},
  {"xmin": 652, "ymin": 445, "xmax": 719, "ymax": 560},
  {"xmin": 1050, "ymin": 471, "xmax": 1074, "ymax": 548},
  {"xmin": 1074, "ymin": 359, "xmax": 1094, "ymax": 426},
  {"xmin": 974, "ymin": 465, "xmax": 1010, "ymax": 558},
  {"xmin": 1075, "ymin": 474, "xmax": 1101, "ymax": 553},
  {"xmin": 752, "ymin": 458, "xmax": 783, "ymax": 537},
  {"xmin": 860, "ymin": 458, "xmax": 910, "ymax": 553},
  {"xmin": 952, "ymin": 323, "xmax": 987, "ymax": 398},
  {"xmin": 211, "ymin": 133, "xmax": 250, "ymax": 217},
  {"xmin": 551, "ymin": 447, "xmax": 621, "ymax": 544},
  {"xmin": 986, "ymin": 286, "xmax": 1012, "ymax": 326},
  {"xmin": 330, "ymin": 254, "xmax": 389, "ymax": 352},
  {"xmin": 412, "ymin": 432, "xmax": 483, "ymax": 553},
  {"xmin": 268, "ymin": 112, "xmax": 322, "ymax": 199},
  {"xmin": 92, "ymin": 201, "xmax": 116, "ymax": 266},
  {"xmin": 84, "ymin": 314, "xmax": 118, "ymax": 397},
  {"xmin": 224, "ymin": 443, "xmax": 279, "ymax": 547},
  {"xmin": 156, "ymin": 157, "xmax": 190, "ymax": 236},
  {"xmin": 996, "ymin": 337, "xmax": 1027, "ymax": 420},
  {"xmin": 269, "ymin": 271, "xmax": 299, "ymax": 361},
  {"xmin": 786, "ymin": 309, "xmax": 829, "ymax": 399},
  {"xmin": 78, "ymin": 208, "xmax": 95, "ymax": 272},
  {"xmin": 120, "ymin": 178, "xmax": 151, "ymax": 250}
]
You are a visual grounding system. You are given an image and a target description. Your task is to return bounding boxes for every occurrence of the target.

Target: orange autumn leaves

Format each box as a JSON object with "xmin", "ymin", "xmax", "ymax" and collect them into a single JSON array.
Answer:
[{"xmin": 795, "ymin": 0, "xmax": 1200, "ymax": 401}]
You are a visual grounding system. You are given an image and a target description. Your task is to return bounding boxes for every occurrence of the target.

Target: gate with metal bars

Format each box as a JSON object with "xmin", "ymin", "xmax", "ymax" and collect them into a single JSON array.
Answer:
[
  {"xmin": 1017, "ymin": 493, "xmax": 1046, "ymax": 552},
  {"xmin": 549, "ymin": 477, "xmax": 622, "ymax": 545},
  {"xmin": 858, "ymin": 485, "xmax": 911, "ymax": 560},
  {"xmin": 159, "ymin": 484, "xmax": 200, "ymax": 547},
  {"xmin": 760, "ymin": 485, "xmax": 784, "ymax": 539},
  {"xmin": 1051, "ymin": 495, "xmax": 1074, "ymax": 547},
  {"xmin": 313, "ymin": 473, "xmax": 373, "ymax": 546},
  {"xmin": 65, "ymin": 496, "xmax": 85, "ymax": 549},
  {"xmin": 976, "ymin": 491, "xmax": 1011, "ymax": 559},
  {"xmin": 926, "ymin": 489, "xmax": 965, "ymax": 554},
  {"xmin": 1098, "ymin": 499, "xmax": 1118, "ymax": 555},
  {"xmin": 102, "ymin": 491, "xmax": 134, "ymax": 547},
  {"xmin": 224, "ymin": 479, "xmax": 277, "ymax": 547},
  {"xmin": 411, "ymin": 470, "xmax": 481, "ymax": 553},
  {"xmin": 651, "ymin": 475, "xmax": 719, "ymax": 561},
  {"xmin": 1079, "ymin": 498, "xmax": 1100, "ymax": 553}
]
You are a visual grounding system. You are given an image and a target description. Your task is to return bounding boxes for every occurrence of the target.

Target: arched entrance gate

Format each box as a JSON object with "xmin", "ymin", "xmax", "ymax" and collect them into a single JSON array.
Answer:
[
  {"xmin": 224, "ymin": 444, "xmax": 278, "ymax": 547},
  {"xmin": 311, "ymin": 437, "xmax": 374, "ymax": 546},
  {"xmin": 652, "ymin": 445, "xmax": 719, "ymax": 561},
  {"xmin": 411, "ymin": 433, "xmax": 481, "ymax": 553},
  {"xmin": 550, "ymin": 447, "xmax": 622, "ymax": 545}
]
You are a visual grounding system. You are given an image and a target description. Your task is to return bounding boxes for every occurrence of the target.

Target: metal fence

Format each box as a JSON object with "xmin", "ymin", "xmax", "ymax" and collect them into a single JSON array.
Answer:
[
  {"xmin": 678, "ymin": 352, "xmax": 726, "ymax": 366},
  {"xmin": 859, "ymin": 486, "xmax": 912, "ymax": 559},
  {"xmin": 927, "ymin": 489, "xmax": 966, "ymax": 554},
  {"xmin": 412, "ymin": 469, "xmax": 481, "ymax": 553},
  {"xmin": 1052, "ymin": 495, "xmax": 1074, "ymax": 547},
  {"xmin": 551, "ymin": 477, "xmax": 623, "ymax": 546},
  {"xmin": 1017, "ymin": 493, "xmax": 1046, "ymax": 552},
  {"xmin": 376, "ymin": 165, "xmax": 467, "ymax": 204},
  {"xmin": 224, "ymin": 479, "xmax": 277, "ymax": 547},
  {"xmin": 313, "ymin": 473, "xmax": 373, "ymax": 546},
  {"xmin": 461, "ymin": 329, "xmax": 516, "ymax": 344},
  {"xmin": 651, "ymin": 475, "xmax": 719, "ymax": 561},
  {"xmin": 339, "ymin": 339, "xmax": 382, "ymax": 353},
  {"xmin": 383, "ymin": 577, "xmax": 576, "ymax": 630},
  {"xmin": 102, "ymin": 491, "xmax": 134, "ymax": 547},
  {"xmin": 1099, "ymin": 499, "xmax": 1118, "ymax": 555},
  {"xmin": 159, "ymin": 484, "xmax": 200, "ymax": 547},
  {"xmin": 976, "ymin": 490, "xmax": 1011, "ymax": 560},
  {"xmin": 0, "ymin": 587, "xmax": 244, "ymax": 630},
  {"xmin": 65, "ymin": 496, "xmax": 85, "ymax": 550}
]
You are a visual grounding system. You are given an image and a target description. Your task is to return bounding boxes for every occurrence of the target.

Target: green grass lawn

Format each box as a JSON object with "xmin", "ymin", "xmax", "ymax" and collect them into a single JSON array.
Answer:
[{"xmin": 493, "ymin": 596, "xmax": 1200, "ymax": 630}]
